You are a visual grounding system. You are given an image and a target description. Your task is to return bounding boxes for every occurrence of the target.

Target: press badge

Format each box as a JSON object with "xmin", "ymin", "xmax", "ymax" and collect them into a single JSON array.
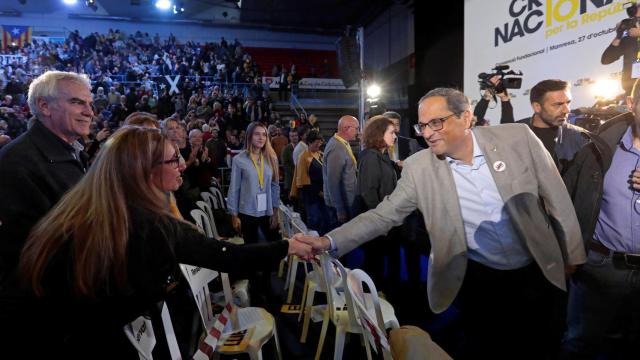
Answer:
[
  {"xmin": 632, "ymin": 61, "xmax": 640, "ymax": 78},
  {"xmin": 257, "ymin": 192, "xmax": 267, "ymax": 212}
]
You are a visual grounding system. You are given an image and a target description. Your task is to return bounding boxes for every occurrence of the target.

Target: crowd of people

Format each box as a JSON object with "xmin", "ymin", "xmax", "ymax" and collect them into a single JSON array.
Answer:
[
  {"xmin": 0, "ymin": 28, "xmax": 311, "ymax": 152},
  {"xmin": 3, "ymin": 23, "xmax": 640, "ymax": 360}
]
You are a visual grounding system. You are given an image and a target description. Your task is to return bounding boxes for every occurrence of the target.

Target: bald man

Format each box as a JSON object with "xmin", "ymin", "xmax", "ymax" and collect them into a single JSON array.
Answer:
[{"xmin": 322, "ymin": 115, "xmax": 360, "ymax": 228}]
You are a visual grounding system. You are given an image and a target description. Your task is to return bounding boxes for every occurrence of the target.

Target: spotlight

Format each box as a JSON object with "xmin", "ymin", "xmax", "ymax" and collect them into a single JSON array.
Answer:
[
  {"xmin": 173, "ymin": 3, "xmax": 184, "ymax": 14},
  {"xmin": 63, "ymin": 0, "xmax": 77, "ymax": 5},
  {"xmin": 591, "ymin": 79, "xmax": 623, "ymax": 100},
  {"xmin": 85, "ymin": 0, "xmax": 98, "ymax": 11},
  {"xmin": 366, "ymin": 84, "xmax": 381, "ymax": 98},
  {"xmin": 155, "ymin": 0, "xmax": 171, "ymax": 10}
]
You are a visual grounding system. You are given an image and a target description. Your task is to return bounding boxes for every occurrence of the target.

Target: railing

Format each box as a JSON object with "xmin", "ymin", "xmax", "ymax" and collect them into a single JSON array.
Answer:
[{"xmin": 289, "ymin": 93, "xmax": 307, "ymax": 119}]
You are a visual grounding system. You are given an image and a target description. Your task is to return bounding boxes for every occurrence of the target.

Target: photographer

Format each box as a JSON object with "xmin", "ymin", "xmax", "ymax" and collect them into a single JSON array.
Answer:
[
  {"xmin": 473, "ymin": 75, "xmax": 515, "ymax": 125},
  {"xmin": 601, "ymin": 2, "xmax": 640, "ymax": 96}
]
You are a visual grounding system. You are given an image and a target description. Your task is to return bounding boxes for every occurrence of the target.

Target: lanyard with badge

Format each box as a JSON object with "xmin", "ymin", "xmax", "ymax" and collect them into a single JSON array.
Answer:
[{"xmin": 250, "ymin": 153, "xmax": 268, "ymax": 212}]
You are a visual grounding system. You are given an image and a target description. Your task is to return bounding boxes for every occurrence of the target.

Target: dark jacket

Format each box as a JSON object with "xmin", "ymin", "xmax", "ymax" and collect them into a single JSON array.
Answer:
[
  {"xmin": 563, "ymin": 112, "xmax": 628, "ymax": 247},
  {"xmin": 517, "ymin": 117, "xmax": 591, "ymax": 174},
  {"xmin": 396, "ymin": 135, "xmax": 422, "ymax": 161},
  {"xmin": 601, "ymin": 36, "xmax": 638, "ymax": 95},
  {"xmin": 0, "ymin": 119, "xmax": 87, "ymax": 282},
  {"xmin": 473, "ymin": 97, "xmax": 515, "ymax": 124},
  {"xmin": 6, "ymin": 207, "xmax": 289, "ymax": 359},
  {"xmin": 355, "ymin": 148, "xmax": 397, "ymax": 212}
]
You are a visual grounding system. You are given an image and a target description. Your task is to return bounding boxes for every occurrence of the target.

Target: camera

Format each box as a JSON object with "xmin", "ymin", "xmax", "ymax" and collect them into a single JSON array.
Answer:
[
  {"xmin": 478, "ymin": 65, "xmax": 523, "ymax": 93},
  {"xmin": 619, "ymin": 2, "xmax": 639, "ymax": 32}
]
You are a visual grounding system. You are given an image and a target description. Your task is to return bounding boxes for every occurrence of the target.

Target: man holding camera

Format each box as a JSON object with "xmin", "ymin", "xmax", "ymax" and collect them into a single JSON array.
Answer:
[
  {"xmin": 601, "ymin": 3, "xmax": 640, "ymax": 96},
  {"xmin": 518, "ymin": 79, "xmax": 591, "ymax": 175},
  {"xmin": 473, "ymin": 75, "xmax": 515, "ymax": 125}
]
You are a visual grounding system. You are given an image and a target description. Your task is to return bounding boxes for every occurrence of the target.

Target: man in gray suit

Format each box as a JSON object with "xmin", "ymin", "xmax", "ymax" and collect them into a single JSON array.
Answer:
[
  {"xmin": 322, "ymin": 115, "xmax": 359, "ymax": 228},
  {"xmin": 297, "ymin": 88, "xmax": 585, "ymax": 358}
]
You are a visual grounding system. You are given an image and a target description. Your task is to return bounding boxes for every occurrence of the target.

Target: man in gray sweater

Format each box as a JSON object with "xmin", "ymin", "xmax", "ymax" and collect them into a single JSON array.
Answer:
[{"xmin": 322, "ymin": 115, "xmax": 359, "ymax": 229}]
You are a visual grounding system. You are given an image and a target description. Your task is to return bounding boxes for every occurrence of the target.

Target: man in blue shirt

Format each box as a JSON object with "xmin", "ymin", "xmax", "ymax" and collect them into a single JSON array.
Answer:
[
  {"xmin": 298, "ymin": 88, "xmax": 585, "ymax": 358},
  {"xmin": 563, "ymin": 79, "xmax": 640, "ymax": 358}
]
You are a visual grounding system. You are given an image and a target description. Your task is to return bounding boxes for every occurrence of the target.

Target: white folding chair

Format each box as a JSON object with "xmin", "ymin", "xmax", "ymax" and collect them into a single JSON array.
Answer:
[
  {"xmin": 208, "ymin": 186, "xmax": 226, "ymax": 210},
  {"xmin": 313, "ymin": 254, "xmax": 399, "ymax": 360},
  {"xmin": 347, "ymin": 269, "xmax": 393, "ymax": 360},
  {"xmin": 195, "ymin": 201, "xmax": 244, "ymax": 245},
  {"xmin": 277, "ymin": 203, "xmax": 307, "ymax": 304},
  {"xmin": 180, "ymin": 264, "xmax": 282, "ymax": 360},
  {"xmin": 190, "ymin": 208, "xmax": 249, "ymax": 307},
  {"xmin": 201, "ymin": 191, "xmax": 220, "ymax": 211},
  {"xmin": 124, "ymin": 303, "xmax": 181, "ymax": 360}
]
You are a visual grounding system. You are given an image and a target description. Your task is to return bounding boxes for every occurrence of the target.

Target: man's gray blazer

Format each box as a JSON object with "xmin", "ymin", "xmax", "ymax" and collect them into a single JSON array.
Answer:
[
  {"xmin": 322, "ymin": 135, "xmax": 357, "ymax": 218},
  {"xmin": 328, "ymin": 123, "xmax": 586, "ymax": 313}
]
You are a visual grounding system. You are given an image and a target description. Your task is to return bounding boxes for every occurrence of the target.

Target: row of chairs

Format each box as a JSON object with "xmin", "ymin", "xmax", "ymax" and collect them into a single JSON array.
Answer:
[
  {"xmin": 276, "ymin": 203, "xmax": 400, "ymax": 360},
  {"xmin": 125, "ymin": 187, "xmax": 283, "ymax": 359}
]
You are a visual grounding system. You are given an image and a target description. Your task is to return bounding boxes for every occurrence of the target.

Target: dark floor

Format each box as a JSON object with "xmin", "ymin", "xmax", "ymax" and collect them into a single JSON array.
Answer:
[{"xmin": 217, "ymin": 251, "xmax": 462, "ymax": 360}]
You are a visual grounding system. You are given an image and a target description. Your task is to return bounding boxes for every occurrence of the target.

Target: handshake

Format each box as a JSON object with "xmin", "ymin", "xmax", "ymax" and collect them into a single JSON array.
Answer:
[{"xmin": 285, "ymin": 233, "xmax": 332, "ymax": 261}]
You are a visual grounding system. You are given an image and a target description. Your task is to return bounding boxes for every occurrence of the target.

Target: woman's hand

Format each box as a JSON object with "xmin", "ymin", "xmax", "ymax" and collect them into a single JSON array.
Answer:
[
  {"xmin": 270, "ymin": 211, "xmax": 279, "ymax": 229},
  {"xmin": 231, "ymin": 215, "xmax": 241, "ymax": 234},
  {"xmin": 287, "ymin": 238, "xmax": 313, "ymax": 258},
  {"xmin": 96, "ymin": 128, "xmax": 110, "ymax": 142}
]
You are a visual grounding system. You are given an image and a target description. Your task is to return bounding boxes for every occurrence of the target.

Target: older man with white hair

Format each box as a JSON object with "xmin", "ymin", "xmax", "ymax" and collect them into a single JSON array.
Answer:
[{"xmin": 0, "ymin": 71, "xmax": 93, "ymax": 350}]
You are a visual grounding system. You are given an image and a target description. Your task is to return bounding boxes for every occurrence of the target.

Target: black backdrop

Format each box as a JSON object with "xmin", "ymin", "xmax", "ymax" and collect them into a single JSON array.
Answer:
[{"xmin": 409, "ymin": 0, "xmax": 464, "ymax": 122}]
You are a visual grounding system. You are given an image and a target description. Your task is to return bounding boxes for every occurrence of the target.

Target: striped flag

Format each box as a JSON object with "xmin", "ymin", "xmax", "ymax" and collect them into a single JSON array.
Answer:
[{"xmin": 1, "ymin": 25, "xmax": 32, "ymax": 50}]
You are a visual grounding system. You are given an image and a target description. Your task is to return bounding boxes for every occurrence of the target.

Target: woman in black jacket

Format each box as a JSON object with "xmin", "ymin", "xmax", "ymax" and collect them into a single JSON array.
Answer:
[
  {"xmin": 18, "ymin": 125, "xmax": 311, "ymax": 359},
  {"xmin": 356, "ymin": 115, "xmax": 399, "ymax": 294}
]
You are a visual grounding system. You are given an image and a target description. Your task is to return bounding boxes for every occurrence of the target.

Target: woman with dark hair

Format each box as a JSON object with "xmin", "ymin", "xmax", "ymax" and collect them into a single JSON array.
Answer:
[
  {"xmin": 291, "ymin": 130, "xmax": 330, "ymax": 234},
  {"xmin": 18, "ymin": 126, "xmax": 311, "ymax": 358},
  {"xmin": 356, "ymin": 115, "xmax": 399, "ymax": 292}
]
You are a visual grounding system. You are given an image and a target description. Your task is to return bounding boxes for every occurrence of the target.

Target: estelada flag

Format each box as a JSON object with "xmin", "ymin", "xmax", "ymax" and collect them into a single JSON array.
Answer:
[{"xmin": 1, "ymin": 25, "xmax": 32, "ymax": 50}]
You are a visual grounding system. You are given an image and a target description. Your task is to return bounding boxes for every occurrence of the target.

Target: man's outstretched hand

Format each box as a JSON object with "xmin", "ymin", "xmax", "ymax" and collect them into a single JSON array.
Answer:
[{"xmin": 292, "ymin": 233, "xmax": 332, "ymax": 260}]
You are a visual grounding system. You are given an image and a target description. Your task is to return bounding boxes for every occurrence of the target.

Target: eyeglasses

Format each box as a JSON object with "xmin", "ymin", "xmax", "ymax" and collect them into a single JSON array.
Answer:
[
  {"xmin": 413, "ymin": 113, "xmax": 458, "ymax": 134},
  {"xmin": 158, "ymin": 153, "xmax": 181, "ymax": 168}
]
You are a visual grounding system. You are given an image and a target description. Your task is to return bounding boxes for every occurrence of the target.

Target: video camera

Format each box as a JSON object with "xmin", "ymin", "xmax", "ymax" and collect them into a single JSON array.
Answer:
[
  {"xmin": 478, "ymin": 65, "xmax": 523, "ymax": 94},
  {"xmin": 619, "ymin": 2, "xmax": 639, "ymax": 32}
]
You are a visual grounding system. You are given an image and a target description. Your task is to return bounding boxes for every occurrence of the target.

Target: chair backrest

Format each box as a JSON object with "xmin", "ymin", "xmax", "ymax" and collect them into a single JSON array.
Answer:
[
  {"xmin": 290, "ymin": 213, "xmax": 308, "ymax": 235},
  {"xmin": 178, "ymin": 207, "xmax": 239, "ymax": 335},
  {"xmin": 347, "ymin": 269, "xmax": 392, "ymax": 360},
  {"xmin": 180, "ymin": 264, "xmax": 220, "ymax": 329},
  {"xmin": 191, "ymin": 208, "xmax": 215, "ymax": 238},
  {"xmin": 195, "ymin": 201, "xmax": 222, "ymax": 239},
  {"xmin": 209, "ymin": 186, "xmax": 226, "ymax": 210},
  {"xmin": 277, "ymin": 203, "xmax": 294, "ymax": 238},
  {"xmin": 201, "ymin": 191, "xmax": 219, "ymax": 210},
  {"xmin": 318, "ymin": 254, "xmax": 358, "ymax": 327}
]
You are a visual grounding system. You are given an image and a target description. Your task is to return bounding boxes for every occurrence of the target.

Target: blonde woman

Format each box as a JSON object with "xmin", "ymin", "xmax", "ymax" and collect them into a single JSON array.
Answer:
[
  {"xmin": 17, "ymin": 126, "xmax": 311, "ymax": 358},
  {"xmin": 227, "ymin": 121, "xmax": 281, "ymax": 244}
]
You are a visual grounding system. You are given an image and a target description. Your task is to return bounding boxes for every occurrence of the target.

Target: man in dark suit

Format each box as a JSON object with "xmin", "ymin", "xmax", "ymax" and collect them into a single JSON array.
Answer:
[
  {"xmin": 382, "ymin": 111, "xmax": 422, "ymax": 167},
  {"xmin": 0, "ymin": 70, "xmax": 93, "ymax": 351},
  {"xmin": 297, "ymin": 87, "xmax": 585, "ymax": 358}
]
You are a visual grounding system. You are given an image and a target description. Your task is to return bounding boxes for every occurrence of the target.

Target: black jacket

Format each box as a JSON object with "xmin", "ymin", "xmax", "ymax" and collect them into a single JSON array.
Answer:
[
  {"xmin": 355, "ymin": 148, "xmax": 398, "ymax": 212},
  {"xmin": 601, "ymin": 36, "xmax": 638, "ymax": 95},
  {"xmin": 517, "ymin": 117, "xmax": 592, "ymax": 175},
  {"xmin": 396, "ymin": 135, "xmax": 422, "ymax": 161},
  {"xmin": 0, "ymin": 119, "xmax": 88, "ymax": 282},
  {"xmin": 563, "ymin": 112, "xmax": 628, "ymax": 247},
  {"xmin": 473, "ymin": 97, "xmax": 515, "ymax": 124},
  {"xmin": 4, "ymin": 207, "xmax": 289, "ymax": 359}
]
